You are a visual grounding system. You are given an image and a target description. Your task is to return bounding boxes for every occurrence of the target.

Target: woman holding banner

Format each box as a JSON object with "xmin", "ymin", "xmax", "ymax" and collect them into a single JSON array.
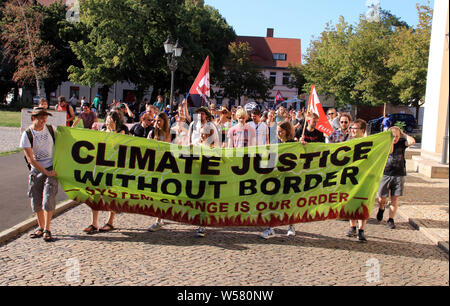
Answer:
[
  {"xmin": 147, "ymin": 113, "xmax": 171, "ymax": 232},
  {"xmin": 260, "ymin": 121, "xmax": 297, "ymax": 239},
  {"xmin": 83, "ymin": 111, "xmax": 126, "ymax": 234},
  {"xmin": 346, "ymin": 119, "xmax": 368, "ymax": 242}
]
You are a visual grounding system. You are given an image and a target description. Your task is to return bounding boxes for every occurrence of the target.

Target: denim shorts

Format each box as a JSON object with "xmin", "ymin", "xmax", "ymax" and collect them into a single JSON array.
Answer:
[
  {"xmin": 377, "ymin": 175, "xmax": 406, "ymax": 198},
  {"xmin": 28, "ymin": 167, "xmax": 58, "ymax": 212}
]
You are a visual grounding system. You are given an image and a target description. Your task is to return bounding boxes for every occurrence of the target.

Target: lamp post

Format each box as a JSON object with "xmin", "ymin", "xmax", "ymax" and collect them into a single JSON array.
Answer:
[{"xmin": 164, "ymin": 36, "xmax": 183, "ymax": 109}]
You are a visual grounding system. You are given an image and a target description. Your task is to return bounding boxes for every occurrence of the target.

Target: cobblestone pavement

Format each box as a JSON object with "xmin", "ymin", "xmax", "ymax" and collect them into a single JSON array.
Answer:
[
  {"xmin": 0, "ymin": 177, "xmax": 448, "ymax": 286},
  {"xmin": 0, "ymin": 127, "xmax": 448, "ymax": 286}
]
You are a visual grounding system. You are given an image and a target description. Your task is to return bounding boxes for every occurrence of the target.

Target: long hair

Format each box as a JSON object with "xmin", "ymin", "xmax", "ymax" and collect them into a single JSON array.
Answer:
[
  {"xmin": 278, "ymin": 121, "xmax": 294, "ymax": 141},
  {"xmin": 105, "ymin": 111, "xmax": 121, "ymax": 132},
  {"xmin": 154, "ymin": 112, "xmax": 170, "ymax": 142}
]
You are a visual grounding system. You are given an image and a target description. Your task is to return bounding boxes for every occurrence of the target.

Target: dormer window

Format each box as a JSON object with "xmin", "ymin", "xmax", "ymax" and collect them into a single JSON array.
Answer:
[{"xmin": 273, "ymin": 53, "xmax": 287, "ymax": 61}]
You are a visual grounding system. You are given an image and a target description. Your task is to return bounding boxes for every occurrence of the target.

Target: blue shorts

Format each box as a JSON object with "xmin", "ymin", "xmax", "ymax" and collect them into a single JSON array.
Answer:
[{"xmin": 377, "ymin": 175, "xmax": 405, "ymax": 198}]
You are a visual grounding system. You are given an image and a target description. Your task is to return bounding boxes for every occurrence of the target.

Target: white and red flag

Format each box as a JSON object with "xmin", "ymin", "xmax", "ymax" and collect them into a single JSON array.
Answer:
[
  {"xmin": 308, "ymin": 85, "xmax": 333, "ymax": 136},
  {"xmin": 274, "ymin": 90, "xmax": 284, "ymax": 105},
  {"xmin": 188, "ymin": 56, "xmax": 210, "ymax": 107}
]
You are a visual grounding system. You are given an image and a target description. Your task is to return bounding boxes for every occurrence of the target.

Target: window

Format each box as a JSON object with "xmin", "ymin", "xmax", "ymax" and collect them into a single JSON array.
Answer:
[
  {"xmin": 282, "ymin": 73, "xmax": 290, "ymax": 85},
  {"xmin": 270, "ymin": 72, "xmax": 277, "ymax": 85},
  {"xmin": 69, "ymin": 86, "xmax": 80, "ymax": 99},
  {"xmin": 273, "ymin": 53, "xmax": 287, "ymax": 61}
]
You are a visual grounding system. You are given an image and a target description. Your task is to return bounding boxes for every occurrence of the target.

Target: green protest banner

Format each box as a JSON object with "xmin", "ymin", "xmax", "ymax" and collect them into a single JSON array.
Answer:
[{"xmin": 54, "ymin": 127, "xmax": 392, "ymax": 227}]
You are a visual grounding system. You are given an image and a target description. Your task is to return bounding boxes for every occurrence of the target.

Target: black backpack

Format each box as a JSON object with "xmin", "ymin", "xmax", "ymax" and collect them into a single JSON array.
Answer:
[{"xmin": 24, "ymin": 125, "xmax": 55, "ymax": 170}]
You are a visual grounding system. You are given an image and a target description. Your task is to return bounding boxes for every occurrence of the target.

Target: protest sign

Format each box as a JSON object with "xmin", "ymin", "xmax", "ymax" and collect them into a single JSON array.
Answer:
[{"xmin": 54, "ymin": 127, "xmax": 392, "ymax": 227}]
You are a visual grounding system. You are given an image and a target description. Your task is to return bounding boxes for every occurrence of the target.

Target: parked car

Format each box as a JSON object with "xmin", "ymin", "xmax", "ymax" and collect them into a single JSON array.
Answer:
[{"xmin": 368, "ymin": 113, "xmax": 417, "ymax": 134}]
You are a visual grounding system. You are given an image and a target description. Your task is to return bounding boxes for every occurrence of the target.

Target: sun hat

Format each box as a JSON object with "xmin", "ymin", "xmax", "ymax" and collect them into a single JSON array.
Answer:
[{"xmin": 28, "ymin": 107, "xmax": 53, "ymax": 116}]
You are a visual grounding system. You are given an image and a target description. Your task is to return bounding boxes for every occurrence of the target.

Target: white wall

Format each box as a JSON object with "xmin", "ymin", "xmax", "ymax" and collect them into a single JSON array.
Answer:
[
  {"xmin": 56, "ymin": 81, "xmax": 153, "ymax": 105},
  {"xmin": 422, "ymin": 0, "xmax": 449, "ymax": 153}
]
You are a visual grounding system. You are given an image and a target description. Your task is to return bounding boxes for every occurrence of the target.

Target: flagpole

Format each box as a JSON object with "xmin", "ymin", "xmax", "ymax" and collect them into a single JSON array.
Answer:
[{"xmin": 301, "ymin": 87, "xmax": 312, "ymax": 139}]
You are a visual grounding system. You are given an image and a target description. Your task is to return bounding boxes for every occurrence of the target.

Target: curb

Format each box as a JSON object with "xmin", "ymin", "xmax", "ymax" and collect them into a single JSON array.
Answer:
[
  {"xmin": 0, "ymin": 199, "xmax": 79, "ymax": 245},
  {"xmin": 397, "ymin": 210, "xmax": 449, "ymax": 255}
]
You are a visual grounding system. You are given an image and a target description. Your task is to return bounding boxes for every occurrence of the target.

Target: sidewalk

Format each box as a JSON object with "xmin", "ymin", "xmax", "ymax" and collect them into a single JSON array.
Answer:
[{"xmin": 397, "ymin": 172, "xmax": 449, "ymax": 253}]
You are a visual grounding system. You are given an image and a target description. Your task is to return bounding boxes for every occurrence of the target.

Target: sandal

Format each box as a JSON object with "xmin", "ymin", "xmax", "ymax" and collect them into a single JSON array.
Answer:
[
  {"xmin": 83, "ymin": 224, "xmax": 98, "ymax": 235},
  {"xmin": 30, "ymin": 227, "xmax": 44, "ymax": 239},
  {"xmin": 43, "ymin": 230, "xmax": 54, "ymax": 242},
  {"xmin": 99, "ymin": 223, "xmax": 115, "ymax": 232}
]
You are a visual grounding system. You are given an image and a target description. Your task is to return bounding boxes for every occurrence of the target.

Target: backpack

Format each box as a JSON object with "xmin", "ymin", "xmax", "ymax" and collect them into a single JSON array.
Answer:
[{"xmin": 24, "ymin": 125, "xmax": 55, "ymax": 170}]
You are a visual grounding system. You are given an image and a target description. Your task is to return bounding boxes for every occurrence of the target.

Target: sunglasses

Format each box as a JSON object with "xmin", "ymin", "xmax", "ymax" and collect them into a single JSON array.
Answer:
[
  {"xmin": 340, "ymin": 121, "xmax": 349, "ymax": 124},
  {"xmin": 327, "ymin": 112, "xmax": 335, "ymax": 115}
]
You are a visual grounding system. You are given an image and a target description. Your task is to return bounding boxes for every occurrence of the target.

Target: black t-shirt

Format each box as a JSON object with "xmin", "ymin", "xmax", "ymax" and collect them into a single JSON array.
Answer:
[
  {"xmin": 295, "ymin": 127, "xmax": 325, "ymax": 143},
  {"xmin": 130, "ymin": 123, "xmax": 154, "ymax": 138},
  {"xmin": 384, "ymin": 138, "xmax": 407, "ymax": 176}
]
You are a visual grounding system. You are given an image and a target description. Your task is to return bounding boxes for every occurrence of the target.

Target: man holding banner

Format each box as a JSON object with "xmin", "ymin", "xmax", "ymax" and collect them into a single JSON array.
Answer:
[{"xmin": 295, "ymin": 112, "xmax": 326, "ymax": 144}]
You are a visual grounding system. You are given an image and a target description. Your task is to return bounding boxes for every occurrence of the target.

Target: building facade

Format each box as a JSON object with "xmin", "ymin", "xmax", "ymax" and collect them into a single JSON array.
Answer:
[{"xmin": 214, "ymin": 28, "xmax": 302, "ymax": 108}]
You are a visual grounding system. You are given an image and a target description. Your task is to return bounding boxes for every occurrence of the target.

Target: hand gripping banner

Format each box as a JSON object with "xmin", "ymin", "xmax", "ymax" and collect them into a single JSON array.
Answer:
[{"xmin": 54, "ymin": 127, "xmax": 393, "ymax": 227}]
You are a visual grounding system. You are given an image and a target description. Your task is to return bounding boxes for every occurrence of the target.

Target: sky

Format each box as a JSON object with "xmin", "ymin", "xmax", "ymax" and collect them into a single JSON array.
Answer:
[{"xmin": 204, "ymin": 0, "xmax": 434, "ymax": 60}]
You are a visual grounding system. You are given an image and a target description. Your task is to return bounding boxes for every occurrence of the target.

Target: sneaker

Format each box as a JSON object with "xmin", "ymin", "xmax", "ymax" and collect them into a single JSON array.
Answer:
[
  {"xmin": 287, "ymin": 225, "xmax": 295, "ymax": 236},
  {"xmin": 386, "ymin": 219, "xmax": 396, "ymax": 229},
  {"xmin": 357, "ymin": 230, "xmax": 367, "ymax": 242},
  {"xmin": 376, "ymin": 208, "xmax": 385, "ymax": 222},
  {"xmin": 346, "ymin": 227, "xmax": 357, "ymax": 237},
  {"xmin": 196, "ymin": 227, "xmax": 206, "ymax": 237},
  {"xmin": 260, "ymin": 227, "xmax": 275, "ymax": 239},
  {"xmin": 147, "ymin": 222, "xmax": 163, "ymax": 232}
]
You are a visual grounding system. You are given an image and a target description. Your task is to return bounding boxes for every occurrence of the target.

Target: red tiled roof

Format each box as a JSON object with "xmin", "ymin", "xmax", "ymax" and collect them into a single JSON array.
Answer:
[
  {"xmin": 36, "ymin": 0, "xmax": 68, "ymax": 6},
  {"xmin": 237, "ymin": 36, "xmax": 301, "ymax": 68}
]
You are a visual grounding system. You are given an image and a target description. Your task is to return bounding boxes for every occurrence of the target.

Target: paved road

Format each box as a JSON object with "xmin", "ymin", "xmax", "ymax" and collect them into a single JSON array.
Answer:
[{"xmin": 0, "ymin": 152, "xmax": 68, "ymax": 232}]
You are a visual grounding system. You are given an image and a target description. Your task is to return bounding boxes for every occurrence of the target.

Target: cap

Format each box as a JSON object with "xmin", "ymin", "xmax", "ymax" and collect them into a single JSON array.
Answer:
[
  {"xmin": 28, "ymin": 107, "xmax": 53, "ymax": 116},
  {"xmin": 194, "ymin": 106, "xmax": 212, "ymax": 118}
]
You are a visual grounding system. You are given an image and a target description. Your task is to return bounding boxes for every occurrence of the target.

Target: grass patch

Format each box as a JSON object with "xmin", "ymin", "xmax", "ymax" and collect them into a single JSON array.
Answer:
[
  {"xmin": 0, "ymin": 110, "xmax": 21, "ymax": 127},
  {"xmin": 0, "ymin": 148, "xmax": 22, "ymax": 157}
]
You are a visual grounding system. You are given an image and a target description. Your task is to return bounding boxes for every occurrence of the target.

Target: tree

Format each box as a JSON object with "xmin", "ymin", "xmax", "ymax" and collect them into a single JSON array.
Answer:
[
  {"xmin": 302, "ymin": 16, "xmax": 356, "ymax": 106},
  {"xmin": 387, "ymin": 4, "xmax": 432, "ymax": 109},
  {"xmin": 1, "ymin": 0, "xmax": 81, "ymax": 102},
  {"xmin": 1, "ymin": 0, "xmax": 54, "ymax": 96},
  {"xmin": 217, "ymin": 42, "xmax": 272, "ymax": 105},
  {"xmin": 287, "ymin": 64, "xmax": 307, "ymax": 95},
  {"xmin": 35, "ymin": 1, "xmax": 82, "ymax": 99},
  {"xmin": 67, "ymin": 0, "xmax": 235, "ymax": 104},
  {"xmin": 302, "ymin": 9, "xmax": 419, "ymax": 107}
]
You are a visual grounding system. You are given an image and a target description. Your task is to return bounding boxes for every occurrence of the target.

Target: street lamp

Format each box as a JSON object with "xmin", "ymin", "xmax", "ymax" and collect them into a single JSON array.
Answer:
[{"xmin": 164, "ymin": 36, "xmax": 183, "ymax": 109}]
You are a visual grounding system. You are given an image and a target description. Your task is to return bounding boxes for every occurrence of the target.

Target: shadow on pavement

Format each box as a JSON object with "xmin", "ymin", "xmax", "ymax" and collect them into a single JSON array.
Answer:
[{"xmin": 54, "ymin": 227, "xmax": 449, "ymax": 261}]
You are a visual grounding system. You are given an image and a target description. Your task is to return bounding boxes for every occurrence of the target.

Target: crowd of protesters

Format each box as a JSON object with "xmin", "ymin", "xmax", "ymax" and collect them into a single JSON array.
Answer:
[{"xmin": 21, "ymin": 95, "xmax": 415, "ymax": 243}]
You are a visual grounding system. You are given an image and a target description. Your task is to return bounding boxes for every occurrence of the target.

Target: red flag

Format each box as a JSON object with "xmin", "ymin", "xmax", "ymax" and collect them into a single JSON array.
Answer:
[
  {"xmin": 274, "ymin": 90, "xmax": 284, "ymax": 105},
  {"xmin": 308, "ymin": 85, "xmax": 333, "ymax": 136},
  {"xmin": 188, "ymin": 56, "xmax": 210, "ymax": 107}
]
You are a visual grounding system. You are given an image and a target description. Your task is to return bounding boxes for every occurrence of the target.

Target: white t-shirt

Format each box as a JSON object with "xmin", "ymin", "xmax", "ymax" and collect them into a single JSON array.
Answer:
[
  {"xmin": 20, "ymin": 125, "xmax": 55, "ymax": 169},
  {"xmin": 188, "ymin": 120, "xmax": 220, "ymax": 146},
  {"xmin": 248, "ymin": 121, "xmax": 268, "ymax": 146}
]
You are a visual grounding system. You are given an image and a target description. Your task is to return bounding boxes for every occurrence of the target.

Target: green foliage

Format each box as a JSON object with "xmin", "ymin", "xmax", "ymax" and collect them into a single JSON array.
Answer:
[
  {"xmin": 394, "ymin": 121, "xmax": 406, "ymax": 132},
  {"xmin": 68, "ymin": 0, "xmax": 235, "ymax": 99},
  {"xmin": 287, "ymin": 64, "xmax": 307, "ymax": 94},
  {"xmin": 302, "ymin": 5, "xmax": 432, "ymax": 108},
  {"xmin": 387, "ymin": 4, "xmax": 432, "ymax": 104},
  {"xmin": 217, "ymin": 42, "xmax": 273, "ymax": 104}
]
